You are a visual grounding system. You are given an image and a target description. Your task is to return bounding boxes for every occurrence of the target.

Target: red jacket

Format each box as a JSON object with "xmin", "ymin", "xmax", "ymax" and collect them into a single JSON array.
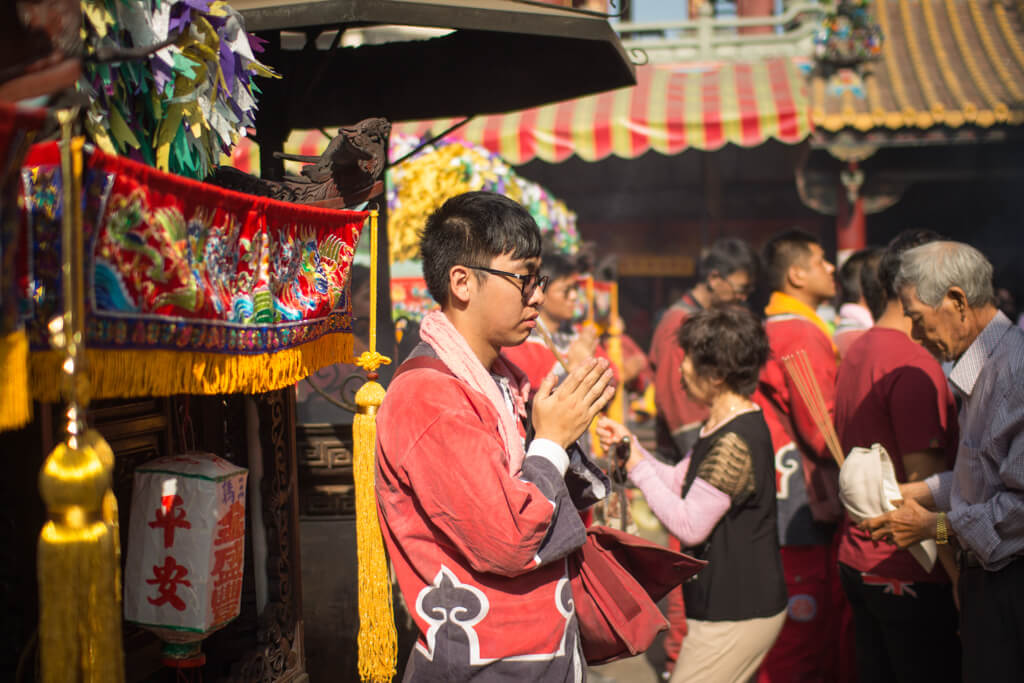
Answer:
[
  {"xmin": 754, "ymin": 296, "xmax": 841, "ymax": 547},
  {"xmin": 648, "ymin": 293, "xmax": 708, "ymax": 440}
]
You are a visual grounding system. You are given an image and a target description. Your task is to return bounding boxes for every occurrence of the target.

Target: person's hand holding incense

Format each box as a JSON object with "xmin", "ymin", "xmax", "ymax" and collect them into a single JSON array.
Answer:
[
  {"xmin": 596, "ymin": 416, "xmax": 643, "ymax": 473},
  {"xmin": 859, "ymin": 497, "xmax": 939, "ymax": 548},
  {"xmin": 533, "ymin": 357, "xmax": 614, "ymax": 449}
]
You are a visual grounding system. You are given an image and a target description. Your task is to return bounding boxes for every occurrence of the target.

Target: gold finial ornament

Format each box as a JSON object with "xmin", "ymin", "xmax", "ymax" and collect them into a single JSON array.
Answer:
[{"xmin": 37, "ymin": 111, "xmax": 125, "ymax": 683}]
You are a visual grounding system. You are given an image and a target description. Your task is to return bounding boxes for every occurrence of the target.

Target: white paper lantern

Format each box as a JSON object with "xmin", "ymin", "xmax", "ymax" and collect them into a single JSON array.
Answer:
[{"xmin": 124, "ymin": 452, "xmax": 248, "ymax": 660}]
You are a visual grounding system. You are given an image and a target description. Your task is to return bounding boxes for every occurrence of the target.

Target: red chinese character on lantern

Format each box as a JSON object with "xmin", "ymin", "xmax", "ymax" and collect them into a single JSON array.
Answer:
[
  {"xmin": 149, "ymin": 494, "xmax": 191, "ymax": 548},
  {"xmin": 211, "ymin": 540, "xmax": 244, "ymax": 581},
  {"xmin": 215, "ymin": 501, "xmax": 245, "ymax": 545},
  {"xmin": 210, "ymin": 576, "xmax": 242, "ymax": 624},
  {"xmin": 146, "ymin": 556, "xmax": 192, "ymax": 611}
]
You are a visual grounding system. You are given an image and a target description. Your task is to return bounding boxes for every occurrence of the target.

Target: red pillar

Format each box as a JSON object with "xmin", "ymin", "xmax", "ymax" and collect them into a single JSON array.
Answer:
[
  {"xmin": 737, "ymin": 0, "xmax": 774, "ymax": 34},
  {"xmin": 836, "ymin": 163, "xmax": 866, "ymax": 260}
]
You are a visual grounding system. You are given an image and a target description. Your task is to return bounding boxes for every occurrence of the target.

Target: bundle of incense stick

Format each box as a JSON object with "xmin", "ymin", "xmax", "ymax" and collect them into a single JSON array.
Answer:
[
  {"xmin": 782, "ymin": 350, "xmax": 845, "ymax": 466},
  {"xmin": 534, "ymin": 318, "xmax": 571, "ymax": 374}
]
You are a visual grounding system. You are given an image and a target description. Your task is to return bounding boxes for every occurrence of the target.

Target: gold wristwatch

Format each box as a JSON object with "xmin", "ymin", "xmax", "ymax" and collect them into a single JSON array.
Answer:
[{"xmin": 936, "ymin": 512, "xmax": 949, "ymax": 545}]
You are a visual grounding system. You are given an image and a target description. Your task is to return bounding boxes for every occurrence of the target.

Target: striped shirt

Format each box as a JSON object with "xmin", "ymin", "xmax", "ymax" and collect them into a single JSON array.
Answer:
[{"xmin": 926, "ymin": 311, "xmax": 1024, "ymax": 571}]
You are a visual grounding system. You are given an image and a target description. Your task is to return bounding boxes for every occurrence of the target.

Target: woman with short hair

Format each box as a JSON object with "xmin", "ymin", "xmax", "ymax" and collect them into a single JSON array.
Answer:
[{"xmin": 599, "ymin": 305, "xmax": 787, "ymax": 682}]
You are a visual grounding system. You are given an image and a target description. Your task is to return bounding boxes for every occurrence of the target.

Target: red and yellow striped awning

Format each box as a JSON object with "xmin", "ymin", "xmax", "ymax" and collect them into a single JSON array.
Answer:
[{"xmin": 392, "ymin": 58, "xmax": 812, "ymax": 164}]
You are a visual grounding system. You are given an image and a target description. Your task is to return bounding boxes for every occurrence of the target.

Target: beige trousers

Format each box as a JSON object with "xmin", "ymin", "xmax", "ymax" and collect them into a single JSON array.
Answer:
[{"xmin": 669, "ymin": 609, "xmax": 787, "ymax": 683}]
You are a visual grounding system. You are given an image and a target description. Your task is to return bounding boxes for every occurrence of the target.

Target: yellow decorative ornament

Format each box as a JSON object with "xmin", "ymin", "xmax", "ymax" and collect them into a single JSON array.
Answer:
[
  {"xmin": 353, "ymin": 209, "xmax": 397, "ymax": 683},
  {"xmin": 37, "ymin": 113, "xmax": 124, "ymax": 683},
  {"xmin": 605, "ymin": 280, "xmax": 625, "ymax": 426}
]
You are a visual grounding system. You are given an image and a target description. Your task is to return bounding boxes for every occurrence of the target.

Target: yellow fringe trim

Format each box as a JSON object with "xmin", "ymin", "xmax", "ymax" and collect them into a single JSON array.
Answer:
[
  {"xmin": 29, "ymin": 332, "xmax": 353, "ymax": 402},
  {"xmin": 354, "ymin": 380, "xmax": 397, "ymax": 683},
  {"xmin": 0, "ymin": 330, "xmax": 31, "ymax": 432}
]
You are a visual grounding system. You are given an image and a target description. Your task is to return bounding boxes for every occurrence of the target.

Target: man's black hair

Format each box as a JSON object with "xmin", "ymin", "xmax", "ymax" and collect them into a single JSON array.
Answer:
[
  {"xmin": 762, "ymin": 229, "xmax": 820, "ymax": 293},
  {"xmin": 420, "ymin": 191, "xmax": 542, "ymax": 306},
  {"xmin": 877, "ymin": 229, "xmax": 943, "ymax": 305},
  {"xmin": 859, "ymin": 249, "xmax": 887, "ymax": 320},
  {"xmin": 697, "ymin": 238, "xmax": 760, "ymax": 284},
  {"xmin": 837, "ymin": 248, "xmax": 879, "ymax": 306},
  {"xmin": 540, "ymin": 249, "xmax": 580, "ymax": 282}
]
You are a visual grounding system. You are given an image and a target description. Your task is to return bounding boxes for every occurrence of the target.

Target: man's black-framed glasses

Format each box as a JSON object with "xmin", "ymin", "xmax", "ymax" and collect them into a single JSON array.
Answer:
[{"xmin": 464, "ymin": 265, "xmax": 550, "ymax": 303}]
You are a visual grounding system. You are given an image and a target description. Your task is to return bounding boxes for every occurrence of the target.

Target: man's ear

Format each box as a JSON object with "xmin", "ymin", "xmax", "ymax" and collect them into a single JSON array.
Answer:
[
  {"xmin": 786, "ymin": 262, "xmax": 807, "ymax": 290},
  {"xmin": 448, "ymin": 265, "xmax": 474, "ymax": 306},
  {"xmin": 946, "ymin": 286, "xmax": 968, "ymax": 319}
]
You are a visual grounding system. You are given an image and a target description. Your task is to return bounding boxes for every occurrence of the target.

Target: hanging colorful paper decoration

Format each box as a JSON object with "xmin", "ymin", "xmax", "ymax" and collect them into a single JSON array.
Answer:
[
  {"xmin": 123, "ymin": 452, "xmax": 248, "ymax": 667},
  {"xmin": 79, "ymin": 0, "xmax": 278, "ymax": 180},
  {"xmin": 813, "ymin": 0, "xmax": 884, "ymax": 67},
  {"xmin": 386, "ymin": 133, "xmax": 580, "ymax": 264},
  {"xmin": 379, "ymin": 132, "xmax": 579, "ymax": 322},
  {"xmin": 18, "ymin": 141, "xmax": 368, "ymax": 402}
]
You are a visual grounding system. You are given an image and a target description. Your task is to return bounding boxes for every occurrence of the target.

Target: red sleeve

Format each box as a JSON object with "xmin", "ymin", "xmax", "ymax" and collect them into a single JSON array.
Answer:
[
  {"xmin": 781, "ymin": 324, "xmax": 838, "ymax": 462},
  {"xmin": 378, "ymin": 371, "xmax": 560, "ymax": 577},
  {"xmin": 648, "ymin": 308, "xmax": 686, "ymax": 369},
  {"xmin": 886, "ymin": 360, "xmax": 958, "ymax": 464},
  {"xmin": 648, "ymin": 309, "xmax": 696, "ymax": 432}
]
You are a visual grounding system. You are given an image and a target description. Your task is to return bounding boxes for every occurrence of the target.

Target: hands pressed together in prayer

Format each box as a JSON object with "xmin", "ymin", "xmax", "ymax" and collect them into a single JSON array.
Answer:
[{"xmin": 533, "ymin": 357, "xmax": 615, "ymax": 449}]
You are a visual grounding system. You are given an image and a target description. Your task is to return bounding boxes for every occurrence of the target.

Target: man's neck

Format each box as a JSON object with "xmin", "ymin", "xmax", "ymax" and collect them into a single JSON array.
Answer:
[
  {"xmin": 876, "ymin": 300, "xmax": 912, "ymax": 334},
  {"xmin": 690, "ymin": 283, "xmax": 712, "ymax": 309},
  {"xmin": 444, "ymin": 309, "xmax": 499, "ymax": 371},
  {"xmin": 779, "ymin": 286, "xmax": 823, "ymax": 312},
  {"xmin": 968, "ymin": 305, "xmax": 1000, "ymax": 342}
]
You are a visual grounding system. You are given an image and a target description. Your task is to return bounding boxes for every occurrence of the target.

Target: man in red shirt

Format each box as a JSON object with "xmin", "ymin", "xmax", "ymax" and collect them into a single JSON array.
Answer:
[
  {"xmin": 649, "ymin": 238, "xmax": 759, "ymax": 456},
  {"xmin": 753, "ymin": 230, "xmax": 848, "ymax": 682},
  {"xmin": 646, "ymin": 238, "xmax": 758, "ymax": 678},
  {"xmin": 503, "ymin": 249, "xmax": 611, "ymax": 392},
  {"xmin": 833, "ymin": 248, "xmax": 879, "ymax": 359},
  {"xmin": 834, "ymin": 229, "xmax": 961, "ymax": 682}
]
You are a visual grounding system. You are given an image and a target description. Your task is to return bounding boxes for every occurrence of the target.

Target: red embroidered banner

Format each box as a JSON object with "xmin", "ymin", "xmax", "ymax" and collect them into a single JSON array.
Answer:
[{"xmin": 20, "ymin": 142, "xmax": 368, "ymax": 400}]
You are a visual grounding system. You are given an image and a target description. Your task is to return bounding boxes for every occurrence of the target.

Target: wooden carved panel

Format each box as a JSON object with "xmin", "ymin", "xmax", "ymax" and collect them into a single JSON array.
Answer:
[
  {"xmin": 228, "ymin": 389, "xmax": 308, "ymax": 683},
  {"xmin": 296, "ymin": 424, "xmax": 355, "ymax": 518}
]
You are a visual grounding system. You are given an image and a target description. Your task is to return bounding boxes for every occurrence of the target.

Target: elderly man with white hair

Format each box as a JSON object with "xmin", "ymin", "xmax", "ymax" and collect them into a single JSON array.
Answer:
[{"xmin": 863, "ymin": 240, "xmax": 1024, "ymax": 682}]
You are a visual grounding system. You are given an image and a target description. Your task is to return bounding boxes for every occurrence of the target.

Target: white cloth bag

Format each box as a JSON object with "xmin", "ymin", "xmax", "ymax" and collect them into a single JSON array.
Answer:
[{"xmin": 838, "ymin": 443, "xmax": 937, "ymax": 572}]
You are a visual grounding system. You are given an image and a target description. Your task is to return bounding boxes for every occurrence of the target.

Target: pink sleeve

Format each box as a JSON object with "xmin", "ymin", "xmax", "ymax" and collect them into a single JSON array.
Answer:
[
  {"xmin": 631, "ymin": 440, "xmax": 689, "ymax": 495},
  {"xmin": 629, "ymin": 452, "xmax": 731, "ymax": 547}
]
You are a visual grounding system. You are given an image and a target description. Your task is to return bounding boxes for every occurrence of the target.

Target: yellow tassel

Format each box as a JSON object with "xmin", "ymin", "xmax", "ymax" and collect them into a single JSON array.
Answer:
[
  {"xmin": 37, "ymin": 116, "xmax": 124, "ymax": 683},
  {"xmin": 0, "ymin": 329, "xmax": 31, "ymax": 431},
  {"xmin": 38, "ymin": 429, "xmax": 125, "ymax": 683},
  {"xmin": 605, "ymin": 281, "xmax": 625, "ymax": 425},
  {"xmin": 353, "ymin": 379, "xmax": 397, "ymax": 683},
  {"xmin": 352, "ymin": 209, "xmax": 396, "ymax": 682},
  {"xmin": 29, "ymin": 332, "xmax": 353, "ymax": 402}
]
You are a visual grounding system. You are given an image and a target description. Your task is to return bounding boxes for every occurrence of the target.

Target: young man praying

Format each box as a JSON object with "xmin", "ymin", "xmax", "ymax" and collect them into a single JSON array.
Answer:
[{"xmin": 374, "ymin": 191, "xmax": 614, "ymax": 681}]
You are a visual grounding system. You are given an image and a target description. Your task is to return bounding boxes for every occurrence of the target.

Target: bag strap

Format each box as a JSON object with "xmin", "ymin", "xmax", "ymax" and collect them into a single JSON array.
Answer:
[{"xmin": 392, "ymin": 355, "xmax": 454, "ymax": 381}]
